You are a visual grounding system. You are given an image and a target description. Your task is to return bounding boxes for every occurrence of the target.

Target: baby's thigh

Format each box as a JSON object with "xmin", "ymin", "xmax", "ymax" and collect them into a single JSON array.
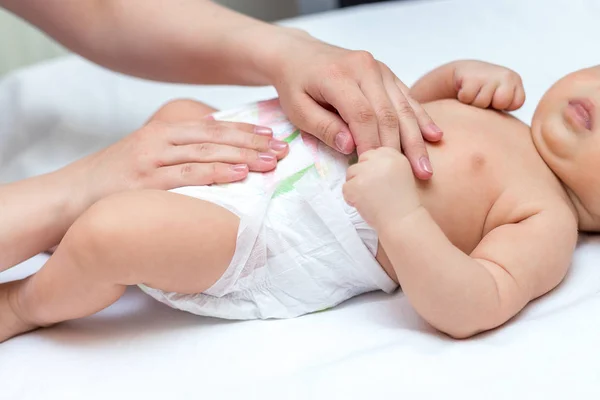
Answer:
[
  {"xmin": 63, "ymin": 189, "xmax": 239, "ymax": 294},
  {"xmin": 147, "ymin": 99, "xmax": 218, "ymax": 124}
]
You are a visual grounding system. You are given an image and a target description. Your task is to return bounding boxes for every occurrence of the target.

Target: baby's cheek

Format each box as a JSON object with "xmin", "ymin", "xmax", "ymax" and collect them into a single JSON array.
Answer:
[{"xmin": 540, "ymin": 118, "xmax": 577, "ymax": 160}]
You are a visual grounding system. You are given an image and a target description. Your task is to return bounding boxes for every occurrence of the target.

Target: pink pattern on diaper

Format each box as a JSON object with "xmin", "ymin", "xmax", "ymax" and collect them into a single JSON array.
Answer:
[{"xmin": 257, "ymin": 98, "xmax": 288, "ymax": 129}]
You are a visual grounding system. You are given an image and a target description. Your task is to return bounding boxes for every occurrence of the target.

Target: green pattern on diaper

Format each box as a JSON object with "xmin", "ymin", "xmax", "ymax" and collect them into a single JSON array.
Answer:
[
  {"xmin": 283, "ymin": 129, "xmax": 301, "ymax": 143},
  {"xmin": 272, "ymin": 164, "xmax": 315, "ymax": 198}
]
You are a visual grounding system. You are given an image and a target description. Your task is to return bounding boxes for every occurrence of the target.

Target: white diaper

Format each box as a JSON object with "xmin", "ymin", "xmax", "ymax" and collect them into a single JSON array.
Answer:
[{"xmin": 139, "ymin": 99, "xmax": 398, "ymax": 319}]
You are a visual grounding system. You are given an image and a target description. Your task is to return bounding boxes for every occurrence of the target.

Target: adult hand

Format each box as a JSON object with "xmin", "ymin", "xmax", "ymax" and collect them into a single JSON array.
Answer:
[
  {"xmin": 71, "ymin": 118, "xmax": 288, "ymax": 208},
  {"xmin": 271, "ymin": 32, "xmax": 443, "ymax": 180}
]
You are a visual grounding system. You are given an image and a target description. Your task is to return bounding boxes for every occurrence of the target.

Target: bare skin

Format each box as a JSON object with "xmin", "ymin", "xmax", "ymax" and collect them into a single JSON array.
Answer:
[
  {"xmin": 367, "ymin": 99, "xmax": 577, "ymax": 338},
  {"xmin": 348, "ymin": 61, "xmax": 595, "ymax": 338},
  {"xmin": 2, "ymin": 61, "xmax": 598, "ymax": 342},
  {"xmin": 0, "ymin": 101, "xmax": 241, "ymax": 341},
  {"xmin": 1, "ymin": 0, "xmax": 442, "ymax": 174}
]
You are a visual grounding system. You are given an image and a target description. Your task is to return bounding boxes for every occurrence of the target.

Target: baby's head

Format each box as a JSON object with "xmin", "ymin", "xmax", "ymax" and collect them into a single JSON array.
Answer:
[{"xmin": 532, "ymin": 66, "xmax": 600, "ymax": 231}]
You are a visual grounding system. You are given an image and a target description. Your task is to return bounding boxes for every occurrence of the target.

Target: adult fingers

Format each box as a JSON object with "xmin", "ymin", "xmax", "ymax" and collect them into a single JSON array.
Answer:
[
  {"xmin": 166, "ymin": 120, "xmax": 272, "ymax": 145},
  {"xmin": 388, "ymin": 78, "xmax": 433, "ymax": 179},
  {"xmin": 156, "ymin": 162, "xmax": 250, "ymax": 188},
  {"xmin": 282, "ymin": 93, "xmax": 354, "ymax": 154},
  {"xmin": 163, "ymin": 143, "xmax": 280, "ymax": 172},
  {"xmin": 358, "ymin": 67, "xmax": 401, "ymax": 151},
  {"xmin": 320, "ymin": 76, "xmax": 380, "ymax": 155}
]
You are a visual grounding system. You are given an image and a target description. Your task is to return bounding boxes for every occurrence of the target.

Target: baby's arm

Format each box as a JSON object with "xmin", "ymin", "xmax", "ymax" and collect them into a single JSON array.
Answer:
[
  {"xmin": 379, "ymin": 204, "xmax": 576, "ymax": 338},
  {"xmin": 410, "ymin": 60, "xmax": 526, "ymax": 111},
  {"xmin": 343, "ymin": 148, "xmax": 577, "ymax": 338}
]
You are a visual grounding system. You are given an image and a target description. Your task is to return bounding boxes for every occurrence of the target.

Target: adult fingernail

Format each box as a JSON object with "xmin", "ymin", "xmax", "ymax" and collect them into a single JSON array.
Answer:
[
  {"xmin": 419, "ymin": 157, "xmax": 433, "ymax": 174},
  {"xmin": 259, "ymin": 153, "xmax": 276, "ymax": 162},
  {"xmin": 335, "ymin": 132, "xmax": 351, "ymax": 152},
  {"xmin": 269, "ymin": 139, "xmax": 288, "ymax": 151},
  {"xmin": 255, "ymin": 126, "xmax": 273, "ymax": 136},
  {"xmin": 427, "ymin": 123, "xmax": 443, "ymax": 134},
  {"xmin": 231, "ymin": 164, "xmax": 248, "ymax": 173}
]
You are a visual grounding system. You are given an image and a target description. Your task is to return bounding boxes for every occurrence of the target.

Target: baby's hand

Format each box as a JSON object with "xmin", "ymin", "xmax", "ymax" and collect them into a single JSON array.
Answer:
[
  {"xmin": 342, "ymin": 148, "xmax": 421, "ymax": 230},
  {"xmin": 454, "ymin": 61, "xmax": 525, "ymax": 111}
]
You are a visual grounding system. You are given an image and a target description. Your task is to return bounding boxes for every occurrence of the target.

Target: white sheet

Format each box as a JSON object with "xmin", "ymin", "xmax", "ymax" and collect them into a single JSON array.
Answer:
[{"xmin": 2, "ymin": 0, "xmax": 600, "ymax": 398}]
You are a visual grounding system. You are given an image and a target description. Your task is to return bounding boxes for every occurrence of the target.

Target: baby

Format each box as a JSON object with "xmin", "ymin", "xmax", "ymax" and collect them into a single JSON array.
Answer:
[{"xmin": 0, "ymin": 60, "xmax": 596, "ymax": 341}]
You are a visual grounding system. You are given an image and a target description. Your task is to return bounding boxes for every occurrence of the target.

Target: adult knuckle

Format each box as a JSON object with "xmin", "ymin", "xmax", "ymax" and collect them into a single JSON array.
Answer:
[
  {"xmin": 194, "ymin": 142, "xmax": 214, "ymax": 157},
  {"xmin": 180, "ymin": 163, "xmax": 195, "ymax": 179},
  {"xmin": 316, "ymin": 118, "xmax": 338, "ymax": 139},
  {"xmin": 377, "ymin": 107, "xmax": 399, "ymax": 129},
  {"xmin": 326, "ymin": 63, "xmax": 347, "ymax": 80},
  {"xmin": 352, "ymin": 50, "xmax": 377, "ymax": 69},
  {"xmin": 356, "ymin": 106, "xmax": 376, "ymax": 124},
  {"xmin": 203, "ymin": 120, "xmax": 223, "ymax": 138},
  {"xmin": 395, "ymin": 101, "xmax": 416, "ymax": 120}
]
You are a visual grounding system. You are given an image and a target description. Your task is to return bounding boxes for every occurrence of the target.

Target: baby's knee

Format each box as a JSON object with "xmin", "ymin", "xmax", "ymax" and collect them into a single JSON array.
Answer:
[
  {"xmin": 61, "ymin": 191, "xmax": 159, "ymax": 275},
  {"xmin": 148, "ymin": 99, "xmax": 217, "ymax": 123}
]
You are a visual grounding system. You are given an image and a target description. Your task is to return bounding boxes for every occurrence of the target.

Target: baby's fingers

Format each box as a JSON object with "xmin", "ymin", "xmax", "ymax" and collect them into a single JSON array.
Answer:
[
  {"xmin": 506, "ymin": 85, "xmax": 526, "ymax": 111},
  {"xmin": 491, "ymin": 84, "xmax": 516, "ymax": 111},
  {"xmin": 457, "ymin": 79, "xmax": 484, "ymax": 106},
  {"xmin": 342, "ymin": 180, "xmax": 359, "ymax": 207},
  {"xmin": 346, "ymin": 161, "xmax": 369, "ymax": 180},
  {"xmin": 471, "ymin": 82, "xmax": 498, "ymax": 109}
]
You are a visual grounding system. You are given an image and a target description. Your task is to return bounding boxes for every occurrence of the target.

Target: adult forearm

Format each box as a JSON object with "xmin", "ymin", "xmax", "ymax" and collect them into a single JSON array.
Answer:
[
  {"xmin": 0, "ymin": 165, "xmax": 87, "ymax": 271},
  {"xmin": 2, "ymin": 0, "xmax": 304, "ymax": 85},
  {"xmin": 379, "ymin": 208, "xmax": 505, "ymax": 338}
]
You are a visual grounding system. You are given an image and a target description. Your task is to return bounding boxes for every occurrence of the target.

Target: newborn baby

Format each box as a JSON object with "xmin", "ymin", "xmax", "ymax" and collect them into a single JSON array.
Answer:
[{"xmin": 1, "ymin": 60, "xmax": 595, "ymax": 341}]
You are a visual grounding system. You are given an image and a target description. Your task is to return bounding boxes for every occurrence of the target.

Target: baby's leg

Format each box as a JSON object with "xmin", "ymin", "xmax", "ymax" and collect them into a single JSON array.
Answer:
[
  {"xmin": 0, "ymin": 190, "xmax": 238, "ymax": 342},
  {"xmin": 147, "ymin": 99, "xmax": 217, "ymax": 123},
  {"xmin": 44, "ymin": 100, "xmax": 218, "ymax": 256}
]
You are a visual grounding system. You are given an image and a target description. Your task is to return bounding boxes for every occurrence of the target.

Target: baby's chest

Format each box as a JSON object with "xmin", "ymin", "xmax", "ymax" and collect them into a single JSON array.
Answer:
[{"xmin": 418, "ymin": 127, "xmax": 541, "ymax": 253}]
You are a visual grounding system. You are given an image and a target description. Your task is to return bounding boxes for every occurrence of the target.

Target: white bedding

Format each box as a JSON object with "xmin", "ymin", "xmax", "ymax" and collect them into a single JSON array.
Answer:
[{"xmin": 2, "ymin": 0, "xmax": 600, "ymax": 398}]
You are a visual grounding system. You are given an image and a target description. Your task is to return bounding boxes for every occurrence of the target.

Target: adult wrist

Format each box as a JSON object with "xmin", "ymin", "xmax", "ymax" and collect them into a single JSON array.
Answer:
[
  {"xmin": 50, "ymin": 157, "xmax": 97, "ymax": 222},
  {"xmin": 249, "ymin": 25, "xmax": 315, "ymax": 85}
]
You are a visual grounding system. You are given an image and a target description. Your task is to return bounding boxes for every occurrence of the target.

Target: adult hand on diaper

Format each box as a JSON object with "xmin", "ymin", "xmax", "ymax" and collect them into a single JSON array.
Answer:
[
  {"xmin": 453, "ymin": 61, "xmax": 526, "ymax": 111},
  {"xmin": 271, "ymin": 32, "xmax": 443, "ymax": 181},
  {"xmin": 72, "ymin": 120, "xmax": 278, "ymax": 206},
  {"xmin": 342, "ymin": 147, "xmax": 421, "ymax": 230}
]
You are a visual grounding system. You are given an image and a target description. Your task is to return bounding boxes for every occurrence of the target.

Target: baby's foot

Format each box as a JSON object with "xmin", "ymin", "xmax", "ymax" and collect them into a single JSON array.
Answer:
[{"xmin": 0, "ymin": 281, "xmax": 39, "ymax": 343}]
